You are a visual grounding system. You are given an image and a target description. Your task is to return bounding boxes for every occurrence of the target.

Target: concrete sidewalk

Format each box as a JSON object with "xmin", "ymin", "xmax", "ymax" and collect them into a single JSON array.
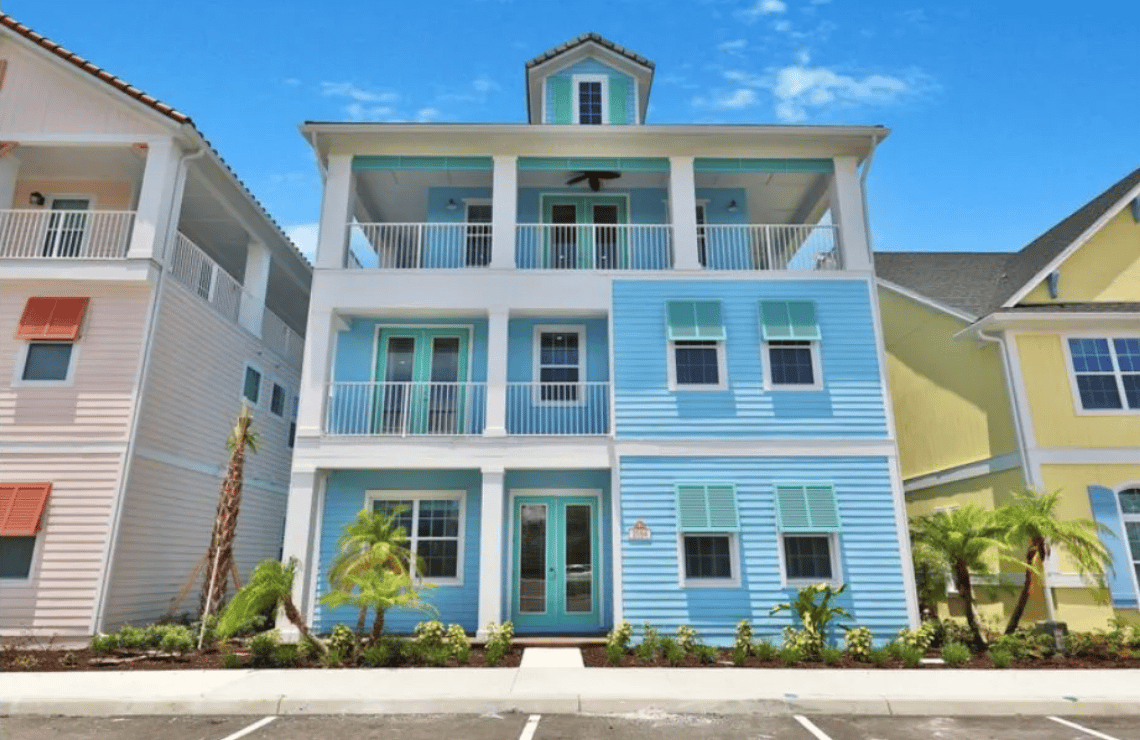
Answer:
[{"xmin": 3, "ymin": 667, "xmax": 1140, "ymax": 717}]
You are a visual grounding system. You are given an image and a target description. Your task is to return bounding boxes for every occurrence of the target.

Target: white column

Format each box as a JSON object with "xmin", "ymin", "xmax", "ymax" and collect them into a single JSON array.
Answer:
[
  {"xmin": 315, "ymin": 154, "xmax": 354, "ymax": 270},
  {"xmin": 490, "ymin": 155, "xmax": 517, "ymax": 269},
  {"xmin": 830, "ymin": 156, "xmax": 873, "ymax": 271},
  {"xmin": 669, "ymin": 156, "xmax": 700, "ymax": 270},
  {"xmin": 127, "ymin": 138, "xmax": 182, "ymax": 260},
  {"xmin": 0, "ymin": 153, "xmax": 19, "ymax": 209},
  {"xmin": 238, "ymin": 240, "xmax": 271, "ymax": 336},
  {"xmin": 476, "ymin": 468, "xmax": 505, "ymax": 637},
  {"xmin": 295, "ymin": 307, "xmax": 340, "ymax": 437},
  {"xmin": 484, "ymin": 308, "xmax": 509, "ymax": 437},
  {"xmin": 280, "ymin": 469, "xmax": 324, "ymax": 640}
]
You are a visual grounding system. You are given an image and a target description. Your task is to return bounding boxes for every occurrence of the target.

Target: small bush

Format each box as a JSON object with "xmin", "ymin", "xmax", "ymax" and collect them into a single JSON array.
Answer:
[
  {"xmin": 116, "ymin": 625, "xmax": 147, "ymax": 650},
  {"xmin": 937, "ymin": 619, "xmax": 973, "ymax": 649},
  {"xmin": 298, "ymin": 635, "xmax": 322, "ymax": 661},
  {"xmin": 753, "ymin": 638, "xmax": 777, "ymax": 661},
  {"xmin": 885, "ymin": 640, "xmax": 905, "ymax": 660},
  {"xmin": 90, "ymin": 633, "xmax": 118, "ymax": 653},
  {"xmin": 734, "ymin": 619, "xmax": 753, "ymax": 655},
  {"xmin": 59, "ymin": 652, "xmax": 78, "ymax": 668},
  {"xmin": 659, "ymin": 636, "xmax": 684, "ymax": 666},
  {"xmin": 844, "ymin": 626, "xmax": 873, "ymax": 662},
  {"xmin": 484, "ymin": 642, "xmax": 506, "ymax": 667},
  {"xmin": 867, "ymin": 647, "xmax": 888, "ymax": 667},
  {"xmin": 360, "ymin": 640, "xmax": 394, "ymax": 668},
  {"xmin": 414, "ymin": 620, "xmax": 447, "ymax": 648},
  {"xmin": 731, "ymin": 645, "xmax": 749, "ymax": 666},
  {"xmin": 273, "ymin": 644, "xmax": 299, "ymax": 668},
  {"xmin": 483, "ymin": 621, "xmax": 514, "ymax": 666},
  {"xmin": 676, "ymin": 625, "xmax": 698, "ymax": 654},
  {"xmin": 248, "ymin": 630, "xmax": 280, "ymax": 667},
  {"xmin": 782, "ymin": 627, "xmax": 822, "ymax": 661},
  {"xmin": 635, "ymin": 623, "xmax": 659, "ymax": 663},
  {"xmin": 221, "ymin": 650, "xmax": 241, "ymax": 669},
  {"xmin": 899, "ymin": 645, "xmax": 924, "ymax": 668},
  {"xmin": 780, "ymin": 646, "xmax": 804, "ymax": 665},
  {"xmin": 159, "ymin": 625, "xmax": 194, "ymax": 655},
  {"xmin": 328, "ymin": 624, "xmax": 357, "ymax": 660},
  {"xmin": 821, "ymin": 646, "xmax": 842, "ymax": 666},
  {"xmin": 13, "ymin": 655, "xmax": 38, "ymax": 670},
  {"xmin": 446, "ymin": 624, "xmax": 471, "ymax": 664},
  {"xmin": 322, "ymin": 648, "xmax": 344, "ymax": 668},
  {"xmin": 190, "ymin": 614, "xmax": 220, "ymax": 650},
  {"xmin": 606, "ymin": 621, "xmax": 634, "ymax": 652},
  {"xmin": 604, "ymin": 641, "xmax": 625, "ymax": 665},
  {"xmin": 941, "ymin": 642, "xmax": 971, "ymax": 667},
  {"xmin": 897, "ymin": 622, "xmax": 938, "ymax": 652},
  {"xmin": 989, "ymin": 649, "xmax": 1012, "ymax": 669},
  {"xmin": 692, "ymin": 643, "xmax": 718, "ymax": 664}
]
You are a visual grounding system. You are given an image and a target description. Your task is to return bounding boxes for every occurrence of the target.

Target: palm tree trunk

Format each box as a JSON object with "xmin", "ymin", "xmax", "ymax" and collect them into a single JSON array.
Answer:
[
  {"xmin": 282, "ymin": 595, "xmax": 326, "ymax": 655},
  {"xmin": 953, "ymin": 561, "xmax": 987, "ymax": 652},
  {"xmin": 1005, "ymin": 539, "xmax": 1042, "ymax": 634},
  {"xmin": 370, "ymin": 608, "xmax": 386, "ymax": 642},
  {"xmin": 356, "ymin": 607, "xmax": 368, "ymax": 635},
  {"xmin": 199, "ymin": 408, "xmax": 252, "ymax": 616}
]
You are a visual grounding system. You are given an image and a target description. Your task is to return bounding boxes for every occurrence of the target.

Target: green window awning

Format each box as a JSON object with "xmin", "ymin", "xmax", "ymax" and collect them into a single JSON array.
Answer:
[
  {"xmin": 775, "ymin": 484, "xmax": 840, "ymax": 532},
  {"xmin": 760, "ymin": 301, "xmax": 820, "ymax": 341},
  {"xmin": 352, "ymin": 156, "xmax": 494, "ymax": 171},
  {"xmin": 676, "ymin": 483, "xmax": 739, "ymax": 532},
  {"xmin": 666, "ymin": 300, "xmax": 725, "ymax": 341},
  {"xmin": 693, "ymin": 158, "xmax": 834, "ymax": 173},
  {"xmin": 518, "ymin": 157, "xmax": 669, "ymax": 172}
]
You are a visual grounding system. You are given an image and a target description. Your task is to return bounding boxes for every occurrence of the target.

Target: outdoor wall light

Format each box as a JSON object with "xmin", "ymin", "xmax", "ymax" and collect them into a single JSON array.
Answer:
[
  {"xmin": 28, "ymin": 191, "xmax": 45, "ymax": 206},
  {"xmin": 446, "ymin": 199, "xmax": 459, "ymax": 211},
  {"xmin": 726, "ymin": 199, "xmax": 739, "ymax": 213}
]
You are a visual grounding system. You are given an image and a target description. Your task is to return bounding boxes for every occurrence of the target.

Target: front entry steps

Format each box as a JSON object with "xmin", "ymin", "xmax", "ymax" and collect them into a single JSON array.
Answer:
[{"xmin": 519, "ymin": 647, "xmax": 585, "ymax": 668}]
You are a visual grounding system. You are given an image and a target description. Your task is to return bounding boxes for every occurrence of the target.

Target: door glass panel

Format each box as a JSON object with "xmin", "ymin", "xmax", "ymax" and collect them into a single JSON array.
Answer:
[
  {"xmin": 382, "ymin": 337, "xmax": 415, "ymax": 432},
  {"xmin": 466, "ymin": 204, "xmax": 492, "ymax": 266},
  {"xmin": 428, "ymin": 337, "xmax": 460, "ymax": 433},
  {"xmin": 43, "ymin": 199, "xmax": 89, "ymax": 257},
  {"xmin": 551, "ymin": 204, "xmax": 577, "ymax": 269},
  {"xmin": 564, "ymin": 504, "xmax": 592, "ymax": 613},
  {"xmin": 519, "ymin": 504, "xmax": 547, "ymax": 613},
  {"xmin": 592, "ymin": 204, "xmax": 619, "ymax": 269}
]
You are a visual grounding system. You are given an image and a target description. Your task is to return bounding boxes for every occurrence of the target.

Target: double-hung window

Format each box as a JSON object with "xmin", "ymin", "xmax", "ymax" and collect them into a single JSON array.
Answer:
[
  {"xmin": 1066, "ymin": 337, "xmax": 1140, "ymax": 411},
  {"xmin": 536, "ymin": 326, "xmax": 583, "ymax": 403},
  {"xmin": 270, "ymin": 382, "xmax": 286, "ymax": 417},
  {"xmin": 775, "ymin": 483, "xmax": 842, "ymax": 586},
  {"xmin": 675, "ymin": 483, "xmax": 740, "ymax": 587},
  {"xmin": 760, "ymin": 301, "xmax": 822, "ymax": 390},
  {"xmin": 369, "ymin": 494, "xmax": 463, "ymax": 583},
  {"xmin": 576, "ymin": 77, "xmax": 605, "ymax": 124},
  {"xmin": 243, "ymin": 364, "xmax": 262, "ymax": 406},
  {"xmin": 666, "ymin": 300, "xmax": 727, "ymax": 390},
  {"xmin": 0, "ymin": 483, "xmax": 51, "ymax": 580},
  {"xmin": 14, "ymin": 297, "xmax": 88, "ymax": 385}
]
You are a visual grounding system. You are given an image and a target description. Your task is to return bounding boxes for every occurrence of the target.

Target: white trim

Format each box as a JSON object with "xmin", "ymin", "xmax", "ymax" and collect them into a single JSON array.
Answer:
[
  {"xmin": 571, "ymin": 74, "xmax": 610, "ymax": 125},
  {"xmin": 1034, "ymin": 447, "xmax": 1140, "ymax": 465},
  {"xmin": 306, "ymin": 471, "xmax": 329, "ymax": 629},
  {"xmin": 778, "ymin": 532, "xmax": 843, "ymax": 589},
  {"xmin": 463, "ymin": 197, "xmax": 493, "ymax": 206},
  {"xmin": 667, "ymin": 340, "xmax": 728, "ymax": 391},
  {"xmin": 676, "ymin": 532, "xmax": 742, "ymax": 589},
  {"xmin": 1060, "ymin": 333, "xmax": 1140, "ymax": 415},
  {"xmin": 532, "ymin": 324, "xmax": 587, "ymax": 406},
  {"xmin": 903, "ymin": 452, "xmax": 1023, "ymax": 493},
  {"xmin": 11, "ymin": 340, "xmax": 80, "ymax": 387},
  {"xmin": 242, "ymin": 361, "xmax": 264, "ymax": 407},
  {"xmin": 0, "ymin": 504, "xmax": 49, "ymax": 585},
  {"xmin": 1114, "ymin": 483, "xmax": 1140, "ymax": 606},
  {"xmin": 609, "ymin": 462, "xmax": 623, "ymax": 626},
  {"xmin": 364, "ymin": 489, "xmax": 466, "ymax": 586},
  {"xmin": 1000, "ymin": 331, "xmax": 1044, "ymax": 489},
  {"xmin": 876, "ymin": 277, "xmax": 976, "ymax": 323},
  {"xmin": 762, "ymin": 340, "xmax": 823, "ymax": 391},
  {"xmin": 370, "ymin": 323, "xmax": 475, "ymax": 384}
]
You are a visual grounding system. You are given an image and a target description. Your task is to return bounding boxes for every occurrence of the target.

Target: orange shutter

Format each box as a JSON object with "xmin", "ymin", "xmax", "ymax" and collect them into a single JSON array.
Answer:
[
  {"xmin": 16, "ymin": 297, "xmax": 89, "ymax": 340},
  {"xmin": 0, "ymin": 483, "xmax": 52, "ymax": 536}
]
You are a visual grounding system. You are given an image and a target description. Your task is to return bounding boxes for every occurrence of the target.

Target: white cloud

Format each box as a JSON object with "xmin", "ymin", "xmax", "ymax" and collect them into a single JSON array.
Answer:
[
  {"xmin": 738, "ymin": 0, "xmax": 787, "ymax": 20},
  {"xmin": 416, "ymin": 107, "xmax": 441, "ymax": 122},
  {"xmin": 716, "ymin": 88, "xmax": 759, "ymax": 109},
  {"xmin": 771, "ymin": 64, "xmax": 914, "ymax": 122},
  {"xmin": 439, "ymin": 75, "xmax": 501, "ymax": 103},
  {"xmin": 345, "ymin": 102, "xmax": 396, "ymax": 121},
  {"xmin": 774, "ymin": 19, "xmax": 792, "ymax": 32},
  {"xmin": 724, "ymin": 69, "xmax": 768, "ymax": 86},
  {"xmin": 287, "ymin": 223, "xmax": 320, "ymax": 261},
  {"xmin": 717, "ymin": 39, "xmax": 748, "ymax": 53},
  {"xmin": 320, "ymin": 81, "xmax": 401, "ymax": 104},
  {"xmin": 795, "ymin": 49, "xmax": 811, "ymax": 65}
]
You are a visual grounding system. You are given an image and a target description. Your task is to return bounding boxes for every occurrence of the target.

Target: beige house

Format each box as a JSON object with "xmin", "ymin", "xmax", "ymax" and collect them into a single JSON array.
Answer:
[{"xmin": 0, "ymin": 13, "xmax": 311, "ymax": 639}]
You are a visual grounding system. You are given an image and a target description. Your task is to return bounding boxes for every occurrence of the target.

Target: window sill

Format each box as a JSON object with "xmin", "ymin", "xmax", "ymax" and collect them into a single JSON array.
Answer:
[
  {"xmin": 765, "ymin": 384, "xmax": 824, "ymax": 392},
  {"xmin": 680, "ymin": 578, "xmax": 741, "ymax": 589},
  {"xmin": 783, "ymin": 579, "xmax": 843, "ymax": 590},
  {"xmin": 669, "ymin": 384, "xmax": 729, "ymax": 393}
]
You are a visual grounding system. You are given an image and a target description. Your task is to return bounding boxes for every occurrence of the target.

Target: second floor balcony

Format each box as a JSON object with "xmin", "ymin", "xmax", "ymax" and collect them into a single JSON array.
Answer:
[{"xmin": 0, "ymin": 208, "xmax": 135, "ymax": 259}]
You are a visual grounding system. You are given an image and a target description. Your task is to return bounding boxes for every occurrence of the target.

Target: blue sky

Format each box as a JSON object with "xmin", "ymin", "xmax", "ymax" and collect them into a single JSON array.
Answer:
[{"xmin": 7, "ymin": 0, "xmax": 1140, "ymax": 259}]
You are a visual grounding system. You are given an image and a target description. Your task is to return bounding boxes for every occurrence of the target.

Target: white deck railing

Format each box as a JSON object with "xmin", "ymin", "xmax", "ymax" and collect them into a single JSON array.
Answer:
[
  {"xmin": 0, "ymin": 209, "xmax": 135, "ymax": 259},
  {"xmin": 262, "ymin": 309, "xmax": 305, "ymax": 370},
  {"xmin": 326, "ymin": 381, "xmax": 487, "ymax": 436},
  {"xmin": 506, "ymin": 382, "xmax": 610, "ymax": 435},
  {"xmin": 699, "ymin": 224, "xmax": 840, "ymax": 271},
  {"xmin": 351, "ymin": 222, "xmax": 492, "ymax": 268},
  {"xmin": 168, "ymin": 232, "xmax": 243, "ymax": 322},
  {"xmin": 515, "ymin": 224, "xmax": 673, "ymax": 270}
]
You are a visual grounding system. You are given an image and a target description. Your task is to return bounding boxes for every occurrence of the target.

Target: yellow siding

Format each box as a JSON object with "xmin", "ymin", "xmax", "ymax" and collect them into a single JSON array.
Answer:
[
  {"xmin": 879, "ymin": 287, "xmax": 1018, "ymax": 479},
  {"xmin": 1023, "ymin": 208, "xmax": 1140, "ymax": 304},
  {"xmin": 905, "ymin": 467, "xmax": 1026, "ymax": 518},
  {"xmin": 1016, "ymin": 333, "xmax": 1140, "ymax": 448}
]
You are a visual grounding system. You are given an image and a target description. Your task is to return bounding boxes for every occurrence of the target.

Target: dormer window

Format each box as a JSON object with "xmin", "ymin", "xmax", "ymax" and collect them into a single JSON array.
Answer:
[{"xmin": 574, "ymin": 75, "xmax": 608, "ymax": 125}]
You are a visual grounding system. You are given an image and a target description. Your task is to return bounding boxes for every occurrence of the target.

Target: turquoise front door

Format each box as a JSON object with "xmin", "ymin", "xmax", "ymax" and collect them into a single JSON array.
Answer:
[
  {"xmin": 512, "ymin": 495, "xmax": 601, "ymax": 631},
  {"xmin": 542, "ymin": 196, "xmax": 628, "ymax": 269}
]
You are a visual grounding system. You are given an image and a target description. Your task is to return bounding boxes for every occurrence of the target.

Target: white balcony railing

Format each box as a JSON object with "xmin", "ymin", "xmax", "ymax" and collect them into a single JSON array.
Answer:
[
  {"xmin": 506, "ymin": 382, "xmax": 610, "ymax": 435},
  {"xmin": 351, "ymin": 222, "xmax": 492, "ymax": 269},
  {"xmin": 699, "ymin": 224, "xmax": 840, "ymax": 271},
  {"xmin": 326, "ymin": 381, "xmax": 487, "ymax": 436},
  {"xmin": 168, "ymin": 232, "xmax": 243, "ymax": 323},
  {"xmin": 0, "ymin": 209, "xmax": 135, "ymax": 259},
  {"xmin": 262, "ymin": 309, "xmax": 305, "ymax": 370},
  {"xmin": 515, "ymin": 224, "xmax": 673, "ymax": 270}
]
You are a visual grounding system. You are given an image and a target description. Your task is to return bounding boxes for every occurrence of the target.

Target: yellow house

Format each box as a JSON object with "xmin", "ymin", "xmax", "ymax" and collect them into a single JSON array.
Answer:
[{"xmin": 877, "ymin": 167, "xmax": 1140, "ymax": 631}]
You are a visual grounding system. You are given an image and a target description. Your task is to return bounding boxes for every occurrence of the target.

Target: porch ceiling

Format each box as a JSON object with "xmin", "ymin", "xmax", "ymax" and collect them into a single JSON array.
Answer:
[
  {"xmin": 355, "ymin": 169, "xmax": 493, "ymax": 223},
  {"xmin": 12, "ymin": 144, "xmax": 144, "ymax": 183},
  {"xmin": 696, "ymin": 170, "xmax": 832, "ymax": 225}
]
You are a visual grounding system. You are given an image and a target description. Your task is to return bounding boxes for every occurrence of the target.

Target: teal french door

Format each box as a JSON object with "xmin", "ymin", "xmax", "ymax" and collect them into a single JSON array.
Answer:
[
  {"xmin": 512, "ymin": 495, "xmax": 601, "ymax": 630},
  {"xmin": 374, "ymin": 328, "xmax": 469, "ymax": 434},
  {"xmin": 542, "ymin": 196, "xmax": 628, "ymax": 269}
]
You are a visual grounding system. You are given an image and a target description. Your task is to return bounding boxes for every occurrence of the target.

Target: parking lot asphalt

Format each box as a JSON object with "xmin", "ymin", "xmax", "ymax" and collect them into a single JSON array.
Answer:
[{"xmin": 1, "ymin": 713, "xmax": 1138, "ymax": 740}]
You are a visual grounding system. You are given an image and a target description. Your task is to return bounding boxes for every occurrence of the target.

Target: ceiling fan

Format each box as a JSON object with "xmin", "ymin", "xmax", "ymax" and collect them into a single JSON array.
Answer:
[{"xmin": 566, "ymin": 170, "xmax": 620, "ymax": 192}]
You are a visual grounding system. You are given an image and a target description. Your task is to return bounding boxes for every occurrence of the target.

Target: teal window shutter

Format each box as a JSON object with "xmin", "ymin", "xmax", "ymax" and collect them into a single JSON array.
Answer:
[
  {"xmin": 1087, "ymin": 485, "xmax": 1139, "ymax": 608},
  {"xmin": 675, "ymin": 483, "xmax": 739, "ymax": 532},
  {"xmin": 760, "ymin": 301, "xmax": 820, "ymax": 341},
  {"xmin": 608, "ymin": 76, "xmax": 630, "ymax": 124},
  {"xmin": 550, "ymin": 77, "xmax": 572, "ymax": 124},
  {"xmin": 666, "ymin": 300, "xmax": 725, "ymax": 341},
  {"xmin": 775, "ymin": 484, "xmax": 840, "ymax": 532}
]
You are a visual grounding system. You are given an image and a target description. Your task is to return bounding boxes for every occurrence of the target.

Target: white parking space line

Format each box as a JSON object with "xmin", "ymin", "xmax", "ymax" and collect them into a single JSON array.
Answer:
[
  {"xmin": 518, "ymin": 714, "xmax": 542, "ymax": 740},
  {"xmin": 217, "ymin": 716, "xmax": 277, "ymax": 740},
  {"xmin": 1048, "ymin": 716, "xmax": 1123, "ymax": 740},
  {"xmin": 793, "ymin": 715, "xmax": 834, "ymax": 740}
]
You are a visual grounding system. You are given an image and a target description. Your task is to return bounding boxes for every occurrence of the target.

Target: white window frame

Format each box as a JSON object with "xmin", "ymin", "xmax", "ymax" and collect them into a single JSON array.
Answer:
[
  {"xmin": 364, "ymin": 490, "xmax": 465, "ymax": 586},
  {"xmin": 1118, "ymin": 485, "xmax": 1140, "ymax": 603},
  {"xmin": 242, "ymin": 362, "xmax": 263, "ymax": 407},
  {"xmin": 269, "ymin": 381, "xmax": 287, "ymax": 418},
  {"xmin": 677, "ymin": 531, "xmax": 741, "ymax": 588},
  {"xmin": 533, "ymin": 324, "xmax": 586, "ymax": 406},
  {"xmin": 1062, "ymin": 333, "xmax": 1140, "ymax": 415},
  {"xmin": 778, "ymin": 532, "xmax": 843, "ymax": 589},
  {"xmin": 762, "ymin": 339, "xmax": 823, "ymax": 391},
  {"xmin": 0, "ymin": 502, "xmax": 48, "ymax": 584},
  {"xmin": 667, "ymin": 339, "xmax": 728, "ymax": 391},
  {"xmin": 12, "ymin": 341, "xmax": 81, "ymax": 387},
  {"xmin": 572, "ymin": 74, "xmax": 610, "ymax": 125}
]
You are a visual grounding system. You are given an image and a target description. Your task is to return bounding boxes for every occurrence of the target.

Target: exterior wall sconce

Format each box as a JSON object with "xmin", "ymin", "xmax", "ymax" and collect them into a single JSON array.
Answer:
[
  {"xmin": 29, "ymin": 191, "xmax": 45, "ymax": 207},
  {"xmin": 726, "ymin": 200, "xmax": 738, "ymax": 213},
  {"xmin": 446, "ymin": 199, "xmax": 459, "ymax": 211}
]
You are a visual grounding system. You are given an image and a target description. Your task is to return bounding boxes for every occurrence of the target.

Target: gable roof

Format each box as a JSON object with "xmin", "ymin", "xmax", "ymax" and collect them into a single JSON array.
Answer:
[{"xmin": 526, "ymin": 32, "xmax": 655, "ymax": 71}]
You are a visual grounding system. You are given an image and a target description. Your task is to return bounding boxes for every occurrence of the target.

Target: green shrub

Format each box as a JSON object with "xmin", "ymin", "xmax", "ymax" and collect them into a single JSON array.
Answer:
[
  {"xmin": 90, "ymin": 633, "xmax": 118, "ymax": 653},
  {"xmin": 483, "ymin": 621, "xmax": 513, "ymax": 666},
  {"xmin": 885, "ymin": 640, "xmax": 905, "ymax": 660},
  {"xmin": 897, "ymin": 622, "xmax": 938, "ymax": 652},
  {"xmin": 769, "ymin": 583, "xmax": 852, "ymax": 659},
  {"xmin": 941, "ymin": 642, "xmax": 971, "ymax": 667},
  {"xmin": 190, "ymin": 614, "xmax": 220, "ymax": 650},
  {"xmin": 116, "ymin": 625, "xmax": 147, "ymax": 650},
  {"xmin": 782, "ymin": 627, "xmax": 822, "ymax": 660},
  {"xmin": 604, "ymin": 641, "xmax": 625, "ymax": 665},
  {"xmin": 867, "ymin": 647, "xmax": 888, "ymax": 667},
  {"xmin": 221, "ymin": 650, "xmax": 240, "ymax": 669},
  {"xmin": 692, "ymin": 643, "xmax": 718, "ymax": 664},
  {"xmin": 360, "ymin": 639, "xmax": 395, "ymax": 668},
  {"xmin": 899, "ymin": 645, "xmax": 924, "ymax": 668},
  {"xmin": 606, "ymin": 621, "xmax": 634, "ymax": 652},
  {"xmin": 298, "ymin": 635, "xmax": 323, "ymax": 661},
  {"xmin": 158, "ymin": 625, "xmax": 194, "ymax": 655},
  {"xmin": 59, "ymin": 652, "xmax": 78, "ymax": 668},
  {"xmin": 734, "ymin": 619, "xmax": 753, "ymax": 655},
  {"xmin": 936, "ymin": 619, "xmax": 973, "ymax": 649},
  {"xmin": 753, "ymin": 638, "xmax": 777, "ymax": 661},
  {"xmin": 1062, "ymin": 631, "xmax": 1100, "ymax": 658},
  {"xmin": 248, "ymin": 630, "xmax": 280, "ymax": 667},
  {"xmin": 322, "ymin": 648, "xmax": 344, "ymax": 668},
  {"xmin": 328, "ymin": 624, "xmax": 357, "ymax": 660},
  {"xmin": 484, "ymin": 642, "xmax": 506, "ymax": 667},
  {"xmin": 635, "ymin": 623, "xmax": 659, "ymax": 663},
  {"xmin": 821, "ymin": 646, "xmax": 842, "ymax": 666},
  {"xmin": 844, "ymin": 626, "xmax": 873, "ymax": 662},
  {"xmin": 273, "ymin": 644, "xmax": 299, "ymax": 668},
  {"xmin": 676, "ymin": 625, "xmax": 698, "ymax": 654},
  {"xmin": 659, "ymin": 637, "xmax": 684, "ymax": 666},
  {"xmin": 989, "ymin": 649, "xmax": 1012, "ymax": 669},
  {"xmin": 447, "ymin": 625, "xmax": 471, "ymax": 664},
  {"xmin": 780, "ymin": 646, "xmax": 804, "ymax": 665},
  {"xmin": 414, "ymin": 620, "xmax": 447, "ymax": 648},
  {"xmin": 731, "ymin": 645, "xmax": 749, "ymax": 666}
]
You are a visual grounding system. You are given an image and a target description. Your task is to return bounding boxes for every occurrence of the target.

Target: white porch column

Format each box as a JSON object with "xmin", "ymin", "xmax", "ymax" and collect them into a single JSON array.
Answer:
[
  {"xmin": 238, "ymin": 240, "xmax": 271, "ymax": 337},
  {"xmin": 484, "ymin": 308, "xmax": 509, "ymax": 437},
  {"xmin": 315, "ymin": 154, "xmax": 354, "ymax": 269},
  {"xmin": 476, "ymin": 468, "xmax": 505, "ymax": 637},
  {"xmin": 830, "ymin": 156, "xmax": 873, "ymax": 271},
  {"xmin": 0, "ymin": 153, "xmax": 19, "ymax": 209},
  {"xmin": 668, "ymin": 156, "xmax": 700, "ymax": 270},
  {"xmin": 295, "ymin": 307, "xmax": 340, "ymax": 437},
  {"xmin": 280, "ymin": 469, "xmax": 325, "ymax": 640},
  {"xmin": 128, "ymin": 138, "xmax": 182, "ymax": 261},
  {"xmin": 490, "ymin": 155, "xmax": 517, "ymax": 269}
]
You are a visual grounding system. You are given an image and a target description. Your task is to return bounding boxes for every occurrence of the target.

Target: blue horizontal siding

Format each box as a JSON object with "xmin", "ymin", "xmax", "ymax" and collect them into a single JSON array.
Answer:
[
  {"xmin": 618, "ymin": 456, "xmax": 908, "ymax": 646},
  {"xmin": 315, "ymin": 470, "xmax": 482, "ymax": 634},
  {"xmin": 612, "ymin": 279, "xmax": 889, "ymax": 439}
]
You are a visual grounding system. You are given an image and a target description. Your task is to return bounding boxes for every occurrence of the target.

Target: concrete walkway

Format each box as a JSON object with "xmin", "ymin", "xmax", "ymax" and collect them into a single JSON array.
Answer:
[{"xmin": 3, "ymin": 664, "xmax": 1140, "ymax": 717}]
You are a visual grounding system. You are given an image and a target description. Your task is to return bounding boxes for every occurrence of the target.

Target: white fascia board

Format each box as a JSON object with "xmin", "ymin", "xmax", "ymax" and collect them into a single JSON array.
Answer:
[
  {"xmin": 0, "ymin": 259, "xmax": 158, "ymax": 282},
  {"xmin": 960, "ymin": 311, "xmax": 1140, "ymax": 340},
  {"xmin": 903, "ymin": 452, "xmax": 1023, "ymax": 493},
  {"xmin": 876, "ymin": 278, "xmax": 976, "ymax": 324}
]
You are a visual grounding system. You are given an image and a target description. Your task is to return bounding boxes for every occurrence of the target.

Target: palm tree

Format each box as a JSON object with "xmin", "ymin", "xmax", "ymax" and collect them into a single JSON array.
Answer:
[
  {"xmin": 910, "ymin": 505, "xmax": 1006, "ymax": 651},
  {"xmin": 216, "ymin": 557, "xmax": 324, "ymax": 654},
  {"xmin": 997, "ymin": 488, "xmax": 1112, "ymax": 634},
  {"xmin": 326, "ymin": 507, "xmax": 417, "ymax": 634},
  {"xmin": 322, "ymin": 567, "xmax": 435, "ymax": 641}
]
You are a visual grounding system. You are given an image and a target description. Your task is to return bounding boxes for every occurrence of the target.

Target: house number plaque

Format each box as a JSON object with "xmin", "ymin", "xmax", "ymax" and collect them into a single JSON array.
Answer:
[{"xmin": 628, "ymin": 520, "xmax": 651, "ymax": 541}]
